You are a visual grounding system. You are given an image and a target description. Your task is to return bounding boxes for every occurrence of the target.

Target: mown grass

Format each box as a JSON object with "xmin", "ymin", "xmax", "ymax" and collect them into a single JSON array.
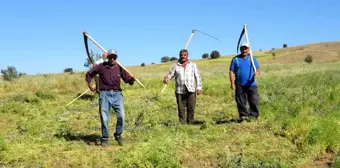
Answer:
[{"xmin": 1, "ymin": 51, "xmax": 340, "ymax": 167}]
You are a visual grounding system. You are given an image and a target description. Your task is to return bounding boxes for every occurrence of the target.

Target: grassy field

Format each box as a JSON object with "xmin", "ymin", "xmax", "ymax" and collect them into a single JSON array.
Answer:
[{"xmin": 1, "ymin": 42, "xmax": 340, "ymax": 167}]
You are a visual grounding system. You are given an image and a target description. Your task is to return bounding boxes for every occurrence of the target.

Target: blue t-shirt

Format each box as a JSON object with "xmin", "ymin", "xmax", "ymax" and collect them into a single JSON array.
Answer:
[{"xmin": 229, "ymin": 54, "xmax": 260, "ymax": 86}]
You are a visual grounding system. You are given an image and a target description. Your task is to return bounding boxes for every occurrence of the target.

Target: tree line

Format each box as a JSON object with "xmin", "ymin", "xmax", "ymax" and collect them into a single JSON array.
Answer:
[{"xmin": 160, "ymin": 50, "xmax": 221, "ymax": 63}]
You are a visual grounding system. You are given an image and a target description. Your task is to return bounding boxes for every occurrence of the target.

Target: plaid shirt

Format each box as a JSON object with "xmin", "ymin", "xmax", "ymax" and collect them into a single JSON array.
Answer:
[{"xmin": 166, "ymin": 61, "xmax": 202, "ymax": 94}]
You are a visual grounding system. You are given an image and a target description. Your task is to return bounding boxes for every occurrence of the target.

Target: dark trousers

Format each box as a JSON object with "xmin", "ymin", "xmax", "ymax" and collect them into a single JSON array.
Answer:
[
  {"xmin": 175, "ymin": 92, "xmax": 196, "ymax": 124},
  {"xmin": 235, "ymin": 85, "xmax": 259, "ymax": 118}
]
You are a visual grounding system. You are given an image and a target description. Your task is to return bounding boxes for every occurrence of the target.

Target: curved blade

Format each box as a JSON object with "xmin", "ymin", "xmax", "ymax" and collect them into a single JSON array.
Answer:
[
  {"xmin": 83, "ymin": 32, "xmax": 95, "ymax": 66},
  {"xmin": 236, "ymin": 26, "xmax": 245, "ymax": 54},
  {"xmin": 194, "ymin": 29, "xmax": 220, "ymax": 42}
]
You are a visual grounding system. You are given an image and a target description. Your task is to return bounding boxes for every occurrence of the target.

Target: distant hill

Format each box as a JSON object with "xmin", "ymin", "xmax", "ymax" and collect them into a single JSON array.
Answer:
[{"xmin": 260, "ymin": 41, "xmax": 340, "ymax": 64}]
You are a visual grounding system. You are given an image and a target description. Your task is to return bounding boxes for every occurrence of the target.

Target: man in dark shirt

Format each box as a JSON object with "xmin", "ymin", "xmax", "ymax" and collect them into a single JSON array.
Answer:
[{"xmin": 85, "ymin": 49, "xmax": 135, "ymax": 147}]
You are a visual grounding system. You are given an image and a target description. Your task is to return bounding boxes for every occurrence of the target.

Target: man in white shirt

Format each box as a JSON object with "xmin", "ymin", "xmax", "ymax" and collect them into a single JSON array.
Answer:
[
  {"xmin": 163, "ymin": 49, "xmax": 202, "ymax": 124},
  {"xmin": 94, "ymin": 52, "xmax": 108, "ymax": 66}
]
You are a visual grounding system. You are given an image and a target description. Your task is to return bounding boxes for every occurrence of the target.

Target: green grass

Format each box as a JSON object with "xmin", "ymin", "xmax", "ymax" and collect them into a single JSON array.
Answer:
[{"xmin": 1, "ymin": 52, "xmax": 340, "ymax": 167}]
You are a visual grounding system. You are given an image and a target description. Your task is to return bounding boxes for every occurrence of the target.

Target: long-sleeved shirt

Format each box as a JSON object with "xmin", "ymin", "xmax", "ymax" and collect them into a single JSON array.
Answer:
[
  {"xmin": 166, "ymin": 61, "xmax": 202, "ymax": 94},
  {"xmin": 85, "ymin": 62, "xmax": 134, "ymax": 91}
]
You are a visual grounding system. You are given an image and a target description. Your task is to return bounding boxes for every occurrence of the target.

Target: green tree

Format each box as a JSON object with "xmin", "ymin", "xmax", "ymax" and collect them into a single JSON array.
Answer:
[
  {"xmin": 283, "ymin": 44, "xmax": 288, "ymax": 48},
  {"xmin": 1, "ymin": 66, "xmax": 20, "ymax": 81},
  {"xmin": 202, "ymin": 53, "xmax": 209, "ymax": 59},
  {"xmin": 161, "ymin": 56, "xmax": 170, "ymax": 63},
  {"xmin": 141, "ymin": 63, "xmax": 145, "ymax": 67},
  {"xmin": 84, "ymin": 49, "xmax": 102, "ymax": 68},
  {"xmin": 210, "ymin": 50, "xmax": 221, "ymax": 59},
  {"xmin": 170, "ymin": 57, "xmax": 178, "ymax": 61},
  {"xmin": 64, "ymin": 68, "xmax": 73, "ymax": 73}
]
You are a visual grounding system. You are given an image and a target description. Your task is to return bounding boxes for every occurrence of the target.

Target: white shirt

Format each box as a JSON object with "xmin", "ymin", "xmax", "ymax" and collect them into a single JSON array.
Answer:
[{"xmin": 166, "ymin": 61, "xmax": 202, "ymax": 94}]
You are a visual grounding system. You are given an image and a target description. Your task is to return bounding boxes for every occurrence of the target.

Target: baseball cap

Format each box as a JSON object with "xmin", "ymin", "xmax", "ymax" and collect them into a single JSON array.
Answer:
[
  {"xmin": 107, "ymin": 49, "xmax": 117, "ymax": 56},
  {"xmin": 240, "ymin": 43, "xmax": 249, "ymax": 48}
]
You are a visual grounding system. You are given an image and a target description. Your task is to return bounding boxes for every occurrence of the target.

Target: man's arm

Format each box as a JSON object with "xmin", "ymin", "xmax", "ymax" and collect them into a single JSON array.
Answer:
[
  {"xmin": 254, "ymin": 58, "xmax": 261, "ymax": 76},
  {"xmin": 120, "ymin": 66, "xmax": 135, "ymax": 85},
  {"xmin": 229, "ymin": 58, "xmax": 236, "ymax": 90},
  {"xmin": 229, "ymin": 71, "xmax": 236, "ymax": 90},
  {"xmin": 194, "ymin": 63, "xmax": 202, "ymax": 94},
  {"xmin": 85, "ymin": 66, "xmax": 99, "ymax": 92},
  {"xmin": 163, "ymin": 64, "xmax": 176, "ymax": 84}
]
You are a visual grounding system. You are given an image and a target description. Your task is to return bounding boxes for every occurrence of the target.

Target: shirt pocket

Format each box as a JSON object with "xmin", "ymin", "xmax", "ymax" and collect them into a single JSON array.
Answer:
[{"xmin": 115, "ymin": 74, "xmax": 121, "ymax": 83}]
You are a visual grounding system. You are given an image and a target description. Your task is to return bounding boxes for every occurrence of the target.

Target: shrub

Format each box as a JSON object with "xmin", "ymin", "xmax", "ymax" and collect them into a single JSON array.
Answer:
[
  {"xmin": 64, "ymin": 68, "xmax": 73, "ymax": 73},
  {"xmin": 210, "ymin": 50, "xmax": 221, "ymax": 59},
  {"xmin": 170, "ymin": 57, "xmax": 178, "ymax": 61},
  {"xmin": 1, "ymin": 66, "xmax": 22, "ymax": 81},
  {"xmin": 161, "ymin": 56, "xmax": 170, "ymax": 63},
  {"xmin": 304, "ymin": 55, "xmax": 313, "ymax": 64},
  {"xmin": 202, "ymin": 53, "xmax": 209, "ymax": 59}
]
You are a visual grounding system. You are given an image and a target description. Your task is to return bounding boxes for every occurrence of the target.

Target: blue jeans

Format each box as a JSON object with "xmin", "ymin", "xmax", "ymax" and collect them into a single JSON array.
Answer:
[{"xmin": 99, "ymin": 90, "xmax": 125, "ymax": 142}]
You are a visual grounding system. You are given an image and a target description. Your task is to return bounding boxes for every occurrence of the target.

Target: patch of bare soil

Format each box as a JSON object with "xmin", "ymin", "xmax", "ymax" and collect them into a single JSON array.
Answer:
[{"xmin": 300, "ymin": 147, "xmax": 336, "ymax": 168}]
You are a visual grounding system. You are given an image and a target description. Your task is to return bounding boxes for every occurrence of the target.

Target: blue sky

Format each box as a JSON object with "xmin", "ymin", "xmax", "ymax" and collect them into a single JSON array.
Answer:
[{"xmin": 0, "ymin": 0, "xmax": 339, "ymax": 75}]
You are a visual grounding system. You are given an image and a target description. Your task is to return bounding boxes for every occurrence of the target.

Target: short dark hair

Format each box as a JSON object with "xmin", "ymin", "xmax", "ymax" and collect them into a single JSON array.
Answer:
[
  {"xmin": 179, "ymin": 49, "xmax": 188, "ymax": 56},
  {"xmin": 240, "ymin": 46, "xmax": 249, "ymax": 50}
]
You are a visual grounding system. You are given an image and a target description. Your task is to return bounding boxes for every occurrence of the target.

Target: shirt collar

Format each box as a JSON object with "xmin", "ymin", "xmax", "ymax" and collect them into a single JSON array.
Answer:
[
  {"xmin": 177, "ymin": 60, "xmax": 191, "ymax": 66},
  {"xmin": 103, "ymin": 61, "xmax": 117, "ymax": 68},
  {"xmin": 237, "ymin": 54, "xmax": 250, "ymax": 59}
]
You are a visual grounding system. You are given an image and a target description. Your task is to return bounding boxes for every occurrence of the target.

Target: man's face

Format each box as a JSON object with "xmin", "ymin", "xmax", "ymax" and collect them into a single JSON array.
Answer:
[
  {"xmin": 240, "ymin": 46, "xmax": 249, "ymax": 56},
  {"xmin": 180, "ymin": 51, "xmax": 188, "ymax": 62},
  {"xmin": 108, "ymin": 54, "xmax": 117, "ymax": 64}
]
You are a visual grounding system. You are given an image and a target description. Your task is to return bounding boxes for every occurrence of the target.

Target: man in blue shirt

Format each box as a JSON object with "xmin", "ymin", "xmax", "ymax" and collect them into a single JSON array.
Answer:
[{"xmin": 229, "ymin": 43, "xmax": 261, "ymax": 121}]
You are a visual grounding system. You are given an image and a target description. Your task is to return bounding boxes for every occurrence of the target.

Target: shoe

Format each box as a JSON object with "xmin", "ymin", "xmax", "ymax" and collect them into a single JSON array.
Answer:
[
  {"xmin": 101, "ymin": 140, "xmax": 109, "ymax": 147},
  {"xmin": 240, "ymin": 116, "xmax": 249, "ymax": 122},
  {"xmin": 249, "ymin": 116, "xmax": 258, "ymax": 121},
  {"xmin": 115, "ymin": 135, "xmax": 124, "ymax": 146}
]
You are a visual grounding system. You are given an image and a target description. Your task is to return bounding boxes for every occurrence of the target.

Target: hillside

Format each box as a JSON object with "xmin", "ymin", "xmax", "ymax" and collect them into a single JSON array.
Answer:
[
  {"xmin": 260, "ymin": 41, "xmax": 340, "ymax": 64},
  {"xmin": 0, "ymin": 41, "xmax": 340, "ymax": 167}
]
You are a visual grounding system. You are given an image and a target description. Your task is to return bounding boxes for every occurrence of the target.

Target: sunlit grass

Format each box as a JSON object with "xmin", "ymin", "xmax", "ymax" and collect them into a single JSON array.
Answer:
[{"xmin": 1, "ymin": 48, "xmax": 340, "ymax": 167}]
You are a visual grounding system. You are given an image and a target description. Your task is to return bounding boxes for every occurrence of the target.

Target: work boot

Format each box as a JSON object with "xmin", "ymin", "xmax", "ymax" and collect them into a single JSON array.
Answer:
[
  {"xmin": 101, "ymin": 140, "xmax": 109, "ymax": 147},
  {"xmin": 114, "ymin": 134, "xmax": 124, "ymax": 146},
  {"xmin": 240, "ymin": 116, "xmax": 249, "ymax": 122}
]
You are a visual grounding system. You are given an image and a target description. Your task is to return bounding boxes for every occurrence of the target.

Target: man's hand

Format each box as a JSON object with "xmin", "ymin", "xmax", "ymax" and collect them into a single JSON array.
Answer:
[
  {"xmin": 163, "ymin": 76, "xmax": 169, "ymax": 84},
  {"xmin": 129, "ymin": 74, "xmax": 136, "ymax": 85},
  {"xmin": 196, "ymin": 90, "xmax": 201, "ymax": 95},
  {"xmin": 89, "ymin": 86, "xmax": 97, "ymax": 93},
  {"xmin": 255, "ymin": 70, "xmax": 260, "ymax": 76},
  {"xmin": 231, "ymin": 84, "xmax": 236, "ymax": 90},
  {"xmin": 88, "ymin": 83, "xmax": 97, "ymax": 93}
]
